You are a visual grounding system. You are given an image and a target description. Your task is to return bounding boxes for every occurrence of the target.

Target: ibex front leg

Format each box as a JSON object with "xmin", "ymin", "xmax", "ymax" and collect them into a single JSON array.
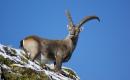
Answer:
[{"xmin": 54, "ymin": 51, "xmax": 63, "ymax": 72}]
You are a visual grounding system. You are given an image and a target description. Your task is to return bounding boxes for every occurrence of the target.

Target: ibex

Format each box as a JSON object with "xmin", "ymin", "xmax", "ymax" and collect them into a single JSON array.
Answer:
[{"xmin": 20, "ymin": 11, "xmax": 100, "ymax": 72}]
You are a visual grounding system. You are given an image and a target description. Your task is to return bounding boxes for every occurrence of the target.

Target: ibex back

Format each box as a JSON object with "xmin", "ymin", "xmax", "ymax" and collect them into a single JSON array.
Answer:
[{"xmin": 20, "ymin": 11, "xmax": 100, "ymax": 72}]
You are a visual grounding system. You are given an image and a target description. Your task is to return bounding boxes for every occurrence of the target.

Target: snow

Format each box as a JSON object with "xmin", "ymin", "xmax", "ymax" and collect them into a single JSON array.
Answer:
[
  {"xmin": 26, "ymin": 60, "xmax": 42, "ymax": 71},
  {"xmin": 1, "ymin": 64, "xmax": 11, "ymax": 70}
]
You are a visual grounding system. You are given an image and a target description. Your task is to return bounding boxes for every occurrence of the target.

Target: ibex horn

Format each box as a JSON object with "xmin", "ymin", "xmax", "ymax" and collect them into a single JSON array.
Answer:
[
  {"xmin": 66, "ymin": 10, "xmax": 74, "ymax": 27},
  {"xmin": 77, "ymin": 16, "xmax": 100, "ymax": 28}
]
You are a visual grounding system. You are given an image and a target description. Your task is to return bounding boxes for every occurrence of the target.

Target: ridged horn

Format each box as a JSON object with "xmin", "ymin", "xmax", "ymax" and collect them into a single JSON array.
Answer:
[
  {"xmin": 66, "ymin": 10, "xmax": 74, "ymax": 27},
  {"xmin": 77, "ymin": 16, "xmax": 100, "ymax": 28}
]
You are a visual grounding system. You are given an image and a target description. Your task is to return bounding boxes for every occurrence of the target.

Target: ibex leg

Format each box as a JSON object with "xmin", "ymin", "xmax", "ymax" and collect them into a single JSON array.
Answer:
[{"xmin": 54, "ymin": 54, "xmax": 63, "ymax": 72}]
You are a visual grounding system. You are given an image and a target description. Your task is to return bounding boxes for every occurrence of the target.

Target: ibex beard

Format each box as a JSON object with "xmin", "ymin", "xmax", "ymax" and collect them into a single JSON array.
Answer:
[{"xmin": 20, "ymin": 11, "xmax": 100, "ymax": 72}]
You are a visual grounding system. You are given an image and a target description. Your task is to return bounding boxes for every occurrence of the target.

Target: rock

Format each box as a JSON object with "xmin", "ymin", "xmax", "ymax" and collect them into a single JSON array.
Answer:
[{"xmin": 0, "ymin": 44, "xmax": 80, "ymax": 80}]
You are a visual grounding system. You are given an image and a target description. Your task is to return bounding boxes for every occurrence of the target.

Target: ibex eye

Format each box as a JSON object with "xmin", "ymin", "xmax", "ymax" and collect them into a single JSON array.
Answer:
[{"xmin": 75, "ymin": 28, "xmax": 79, "ymax": 31}]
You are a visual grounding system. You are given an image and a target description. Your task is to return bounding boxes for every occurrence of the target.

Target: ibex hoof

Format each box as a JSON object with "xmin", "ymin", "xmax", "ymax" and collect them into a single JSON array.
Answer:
[{"xmin": 54, "ymin": 68, "xmax": 62, "ymax": 73}]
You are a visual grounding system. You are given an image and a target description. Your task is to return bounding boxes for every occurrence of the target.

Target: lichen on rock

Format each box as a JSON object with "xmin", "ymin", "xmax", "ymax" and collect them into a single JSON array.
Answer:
[{"xmin": 0, "ymin": 44, "xmax": 80, "ymax": 80}]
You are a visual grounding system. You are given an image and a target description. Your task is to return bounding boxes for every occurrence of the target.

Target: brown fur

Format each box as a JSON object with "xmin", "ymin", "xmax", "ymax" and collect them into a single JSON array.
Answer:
[{"xmin": 20, "ymin": 11, "xmax": 99, "ymax": 72}]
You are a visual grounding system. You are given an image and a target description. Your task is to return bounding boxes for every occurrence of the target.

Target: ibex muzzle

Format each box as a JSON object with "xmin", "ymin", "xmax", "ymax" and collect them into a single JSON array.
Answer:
[{"xmin": 20, "ymin": 11, "xmax": 100, "ymax": 72}]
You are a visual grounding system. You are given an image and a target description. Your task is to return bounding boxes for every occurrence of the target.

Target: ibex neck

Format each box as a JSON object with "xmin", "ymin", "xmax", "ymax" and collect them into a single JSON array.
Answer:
[{"xmin": 65, "ymin": 35, "xmax": 79, "ymax": 52}]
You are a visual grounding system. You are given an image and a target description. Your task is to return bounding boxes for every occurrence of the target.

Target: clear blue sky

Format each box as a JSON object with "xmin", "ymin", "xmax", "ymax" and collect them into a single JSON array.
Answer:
[{"xmin": 0, "ymin": 0, "xmax": 130, "ymax": 80}]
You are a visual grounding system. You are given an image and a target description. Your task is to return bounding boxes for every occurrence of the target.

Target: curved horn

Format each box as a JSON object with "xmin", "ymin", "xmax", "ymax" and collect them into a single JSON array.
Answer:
[
  {"xmin": 66, "ymin": 10, "xmax": 74, "ymax": 27},
  {"xmin": 77, "ymin": 16, "xmax": 100, "ymax": 28}
]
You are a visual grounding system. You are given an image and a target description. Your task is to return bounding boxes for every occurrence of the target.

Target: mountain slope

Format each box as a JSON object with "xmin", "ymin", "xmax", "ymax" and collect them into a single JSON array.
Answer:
[{"xmin": 0, "ymin": 44, "xmax": 80, "ymax": 80}]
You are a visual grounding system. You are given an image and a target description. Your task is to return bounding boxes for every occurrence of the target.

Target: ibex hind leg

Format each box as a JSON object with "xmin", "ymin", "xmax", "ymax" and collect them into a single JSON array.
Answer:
[{"xmin": 22, "ymin": 39, "xmax": 39, "ymax": 60}]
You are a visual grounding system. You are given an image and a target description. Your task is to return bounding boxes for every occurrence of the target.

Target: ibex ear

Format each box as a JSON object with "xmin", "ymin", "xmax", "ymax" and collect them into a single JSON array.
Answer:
[
  {"xmin": 67, "ymin": 25, "xmax": 69, "ymax": 30},
  {"xmin": 80, "ymin": 27, "xmax": 84, "ymax": 32},
  {"xmin": 67, "ymin": 25, "xmax": 69, "ymax": 28}
]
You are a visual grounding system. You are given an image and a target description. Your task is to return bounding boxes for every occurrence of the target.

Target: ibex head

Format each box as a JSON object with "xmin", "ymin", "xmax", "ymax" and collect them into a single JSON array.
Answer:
[{"xmin": 66, "ymin": 10, "xmax": 100, "ymax": 38}]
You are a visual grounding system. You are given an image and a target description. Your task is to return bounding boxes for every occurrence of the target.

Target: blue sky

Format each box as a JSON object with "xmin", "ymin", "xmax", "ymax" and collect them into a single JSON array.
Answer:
[{"xmin": 0, "ymin": 0, "xmax": 130, "ymax": 80}]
